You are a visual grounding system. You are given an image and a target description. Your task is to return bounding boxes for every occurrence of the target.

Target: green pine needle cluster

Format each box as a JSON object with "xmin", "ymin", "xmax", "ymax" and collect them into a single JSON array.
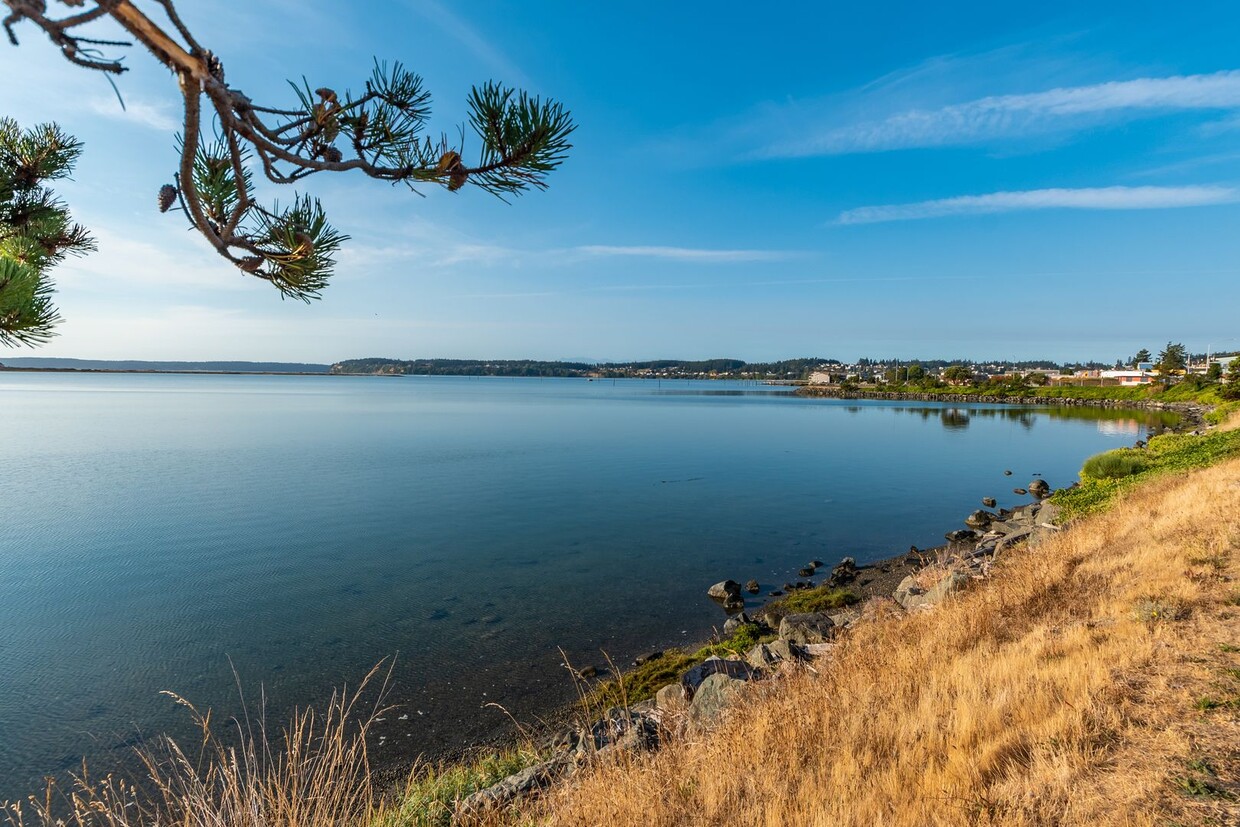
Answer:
[{"xmin": 0, "ymin": 117, "xmax": 95, "ymax": 346}]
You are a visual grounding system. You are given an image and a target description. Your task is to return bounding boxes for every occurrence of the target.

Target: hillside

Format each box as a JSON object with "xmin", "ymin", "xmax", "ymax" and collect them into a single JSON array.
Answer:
[{"xmin": 511, "ymin": 418, "xmax": 1240, "ymax": 825}]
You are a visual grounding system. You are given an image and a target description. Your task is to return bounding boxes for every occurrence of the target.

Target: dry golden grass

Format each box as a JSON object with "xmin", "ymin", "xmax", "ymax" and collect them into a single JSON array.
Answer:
[{"xmin": 522, "ymin": 456, "xmax": 1240, "ymax": 826}]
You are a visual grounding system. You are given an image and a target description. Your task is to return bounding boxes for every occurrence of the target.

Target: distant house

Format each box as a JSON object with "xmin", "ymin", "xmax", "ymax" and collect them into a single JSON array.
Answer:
[{"xmin": 1100, "ymin": 370, "xmax": 1156, "ymax": 386}]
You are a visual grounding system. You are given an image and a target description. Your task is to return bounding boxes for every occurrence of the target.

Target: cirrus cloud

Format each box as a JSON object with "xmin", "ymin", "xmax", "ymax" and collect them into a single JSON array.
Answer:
[{"xmin": 836, "ymin": 185, "xmax": 1240, "ymax": 225}]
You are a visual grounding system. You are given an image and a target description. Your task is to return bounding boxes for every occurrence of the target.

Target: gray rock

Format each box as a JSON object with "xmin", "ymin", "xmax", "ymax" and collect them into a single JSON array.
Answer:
[
  {"xmin": 1037, "ymin": 501, "xmax": 1061, "ymax": 525},
  {"xmin": 797, "ymin": 567, "xmax": 815, "ymax": 577},
  {"xmin": 655, "ymin": 682, "xmax": 688, "ymax": 714},
  {"xmin": 894, "ymin": 574, "xmax": 925, "ymax": 609},
  {"xmin": 686, "ymin": 672, "xmax": 745, "ymax": 728},
  {"xmin": 896, "ymin": 570, "xmax": 970, "ymax": 610},
  {"xmin": 965, "ymin": 510, "xmax": 994, "ymax": 529},
  {"xmin": 981, "ymin": 497, "xmax": 997, "ymax": 508},
  {"xmin": 778, "ymin": 612, "xmax": 836, "ymax": 645},
  {"xmin": 680, "ymin": 656, "xmax": 754, "ymax": 699},
  {"xmin": 1028, "ymin": 479, "xmax": 1050, "ymax": 495},
  {"xmin": 1012, "ymin": 487, "xmax": 1027, "ymax": 496},
  {"xmin": 744, "ymin": 578, "xmax": 760, "ymax": 594},
  {"xmin": 995, "ymin": 527, "xmax": 1034, "ymax": 554},
  {"xmin": 707, "ymin": 580, "xmax": 741, "ymax": 600},
  {"xmin": 459, "ymin": 754, "xmax": 573, "ymax": 814},
  {"xmin": 723, "ymin": 612, "xmax": 753, "ymax": 637},
  {"xmin": 744, "ymin": 639, "xmax": 807, "ymax": 670},
  {"xmin": 945, "ymin": 529, "xmax": 979, "ymax": 544}
]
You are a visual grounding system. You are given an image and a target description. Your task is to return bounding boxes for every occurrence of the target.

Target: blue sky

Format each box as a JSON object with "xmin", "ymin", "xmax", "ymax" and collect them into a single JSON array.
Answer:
[{"xmin": 2, "ymin": 1, "xmax": 1239, "ymax": 363}]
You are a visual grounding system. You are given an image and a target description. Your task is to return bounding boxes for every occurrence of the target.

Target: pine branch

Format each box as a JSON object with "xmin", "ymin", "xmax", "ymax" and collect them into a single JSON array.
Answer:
[{"xmin": 1, "ymin": 1, "xmax": 576, "ymax": 302}]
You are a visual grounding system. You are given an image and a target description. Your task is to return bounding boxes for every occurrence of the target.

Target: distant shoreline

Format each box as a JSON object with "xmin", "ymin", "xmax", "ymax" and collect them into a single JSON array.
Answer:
[{"xmin": 0, "ymin": 366, "xmax": 333, "ymax": 376}]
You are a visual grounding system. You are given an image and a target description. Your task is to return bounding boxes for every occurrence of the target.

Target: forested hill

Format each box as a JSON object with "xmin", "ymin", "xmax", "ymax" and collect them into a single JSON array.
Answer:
[{"xmin": 329, "ymin": 357, "xmax": 836, "ymax": 379}]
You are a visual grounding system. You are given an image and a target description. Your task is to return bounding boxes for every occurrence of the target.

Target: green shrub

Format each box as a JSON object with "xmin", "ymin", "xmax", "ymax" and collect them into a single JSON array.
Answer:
[{"xmin": 1081, "ymin": 449, "xmax": 1150, "ymax": 480}]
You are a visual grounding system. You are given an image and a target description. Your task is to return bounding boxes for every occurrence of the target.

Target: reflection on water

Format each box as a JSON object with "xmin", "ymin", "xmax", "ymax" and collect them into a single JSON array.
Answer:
[
  {"xmin": 892, "ymin": 403, "xmax": 1178, "ymax": 433},
  {"xmin": 0, "ymin": 374, "xmax": 1167, "ymax": 799}
]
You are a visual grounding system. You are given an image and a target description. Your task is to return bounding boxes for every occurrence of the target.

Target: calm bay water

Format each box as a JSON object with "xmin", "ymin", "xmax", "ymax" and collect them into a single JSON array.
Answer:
[{"xmin": 0, "ymin": 373, "xmax": 1168, "ymax": 796}]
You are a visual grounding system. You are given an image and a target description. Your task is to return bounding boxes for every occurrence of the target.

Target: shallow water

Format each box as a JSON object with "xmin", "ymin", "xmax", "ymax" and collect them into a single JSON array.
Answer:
[{"xmin": 0, "ymin": 373, "xmax": 1168, "ymax": 796}]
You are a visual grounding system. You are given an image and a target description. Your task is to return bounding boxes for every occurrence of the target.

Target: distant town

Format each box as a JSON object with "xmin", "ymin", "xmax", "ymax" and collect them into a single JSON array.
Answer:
[{"xmin": 329, "ymin": 347, "xmax": 1240, "ymax": 387}]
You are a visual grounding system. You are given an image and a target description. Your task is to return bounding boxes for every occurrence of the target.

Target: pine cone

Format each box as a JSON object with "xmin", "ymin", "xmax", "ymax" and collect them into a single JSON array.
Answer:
[
  {"xmin": 322, "ymin": 146, "xmax": 343, "ymax": 163},
  {"xmin": 448, "ymin": 168, "xmax": 468, "ymax": 191},
  {"xmin": 437, "ymin": 151, "xmax": 462, "ymax": 173},
  {"xmin": 157, "ymin": 184, "xmax": 178, "ymax": 213},
  {"xmin": 238, "ymin": 256, "xmax": 264, "ymax": 273}
]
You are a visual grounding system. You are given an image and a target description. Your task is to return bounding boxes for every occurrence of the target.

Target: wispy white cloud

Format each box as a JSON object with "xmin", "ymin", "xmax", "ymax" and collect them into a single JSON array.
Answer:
[
  {"xmin": 762, "ymin": 70, "xmax": 1240, "ymax": 158},
  {"xmin": 836, "ymin": 185, "xmax": 1239, "ymax": 224},
  {"xmin": 88, "ymin": 96, "xmax": 179, "ymax": 132},
  {"xmin": 573, "ymin": 245, "xmax": 796, "ymax": 263}
]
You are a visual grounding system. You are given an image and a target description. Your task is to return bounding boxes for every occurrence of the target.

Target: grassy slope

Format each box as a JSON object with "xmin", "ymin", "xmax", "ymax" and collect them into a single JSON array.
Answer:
[{"xmin": 518, "ymin": 421, "xmax": 1240, "ymax": 826}]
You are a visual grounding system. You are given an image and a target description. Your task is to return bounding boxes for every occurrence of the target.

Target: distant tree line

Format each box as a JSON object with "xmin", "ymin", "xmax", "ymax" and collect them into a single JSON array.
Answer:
[{"xmin": 330, "ymin": 357, "xmax": 836, "ymax": 379}]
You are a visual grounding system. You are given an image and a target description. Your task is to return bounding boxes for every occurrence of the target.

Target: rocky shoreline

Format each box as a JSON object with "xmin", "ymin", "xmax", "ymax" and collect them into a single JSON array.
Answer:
[{"xmin": 442, "ymin": 477, "xmax": 1072, "ymax": 818}]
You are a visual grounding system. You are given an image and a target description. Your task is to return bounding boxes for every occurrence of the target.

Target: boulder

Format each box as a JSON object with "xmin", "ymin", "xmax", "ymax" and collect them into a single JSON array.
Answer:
[
  {"xmin": 680, "ymin": 656, "xmax": 754, "ymax": 698},
  {"xmin": 634, "ymin": 651, "xmax": 663, "ymax": 666},
  {"xmin": 896, "ymin": 570, "xmax": 970, "ymax": 611},
  {"xmin": 1036, "ymin": 501, "xmax": 1061, "ymax": 525},
  {"xmin": 722, "ymin": 596, "xmax": 745, "ymax": 612},
  {"xmin": 945, "ymin": 529, "xmax": 979, "ymax": 544},
  {"xmin": 1003, "ymin": 469, "xmax": 1013, "ymax": 476},
  {"xmin": 768, "ymin": 590, "xmax": 783, "ymax": 597},
  {"xmin": 1012, "ymin": 487, "xmax": 1027, "ymax": 496},
  {"xmin": 809, "ymin": 559, "xmax": 824, "ymax": 568},
  {"xmin": 797, "ymin": 567, "xmax": 816, "ymax": 577},
  {"xmin": 686, "ymin": 672, "xmax": 745, "ymax": 728},
  {"xmin": 981, "ymin": 497, "xmax": 997, "ymax": 508},
  {"xmin": 893, "ymin": 575, "xmax": 925, "ymax": 609},
  {"xmin": 707, "ymin": 580, "xmax": 741, "ymax": 600},
  {"xmin": 994, "ymin": 528, "xmax": 1033, "ymax": 554},
  {"xmin": 745, "ymin": 639, "xmax": 808, "ymax": 670},
  {"xmin": 459, "ymin": 754, "xmax": 573, "ymax": 814},
  {"xmin": 723, "ymin": 612, "xmax": 753, "ymax": 637},
  {"xmin": 744, "ymin": 579, "xmax": 760, "ymax": 594},
  {"xmin": 965, "ymin": 510, "xmax": 994, "ymax": 529},
  {"xmin": 829, "ymin": 557, "xmax": 858, "ymax": 586},
  {"xmin": 1028, "ymin": 479, "xmax": 1050, "ymax": 498},
  {"xmin": 778, "ymin": 612, "xmax": 836, "ymax": 645},
  {"xmin": 655, "ymin": 682, "xmax": 688, "ymax": 715}
]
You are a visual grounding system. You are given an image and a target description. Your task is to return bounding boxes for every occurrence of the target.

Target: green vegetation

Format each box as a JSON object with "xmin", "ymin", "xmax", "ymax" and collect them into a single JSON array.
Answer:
[
  {"xmin": 582, "ymin": 621, "xmax": 779, "ymax": 709},
  {"xmin": 1081, "ymin": 449, "xmax": 1150, "ymax": 479},
  {"xmin": 372, "ymin": 747, "xmax": 547, "ymax": 827},
  {"xmin": 5, "ymin": 3, "xmax": 574, "ymax": 305},
  {"xmin": 0, "ymin": 118, "xmax": 95, "ymax": 346},
  {"xmin": 1053, "ymin": 427, "xmax": 1240, "ymax": 519},
  {"xmin": 766, "ymin": 586, "xmax": 859, "ymax": 615}
]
